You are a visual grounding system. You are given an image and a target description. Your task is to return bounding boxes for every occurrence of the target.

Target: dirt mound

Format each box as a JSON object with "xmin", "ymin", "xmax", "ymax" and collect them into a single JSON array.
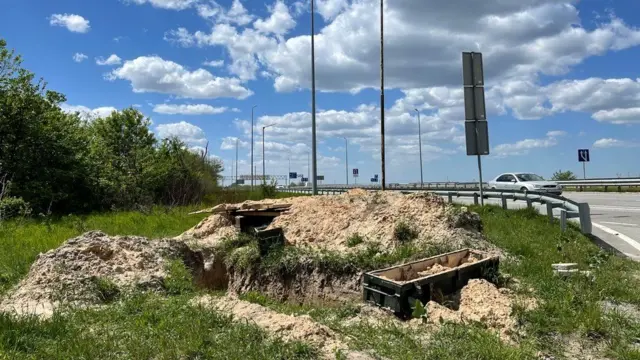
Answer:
[
  {"xmin": 194, "ymin": 295, "xmax": 373, "ymax": 359},
  {"xmin": 0, "ymin": 231, "xmax": 205, "ymax": 315},
  {"xmin": 175, "ymin": 214, "xmax": 238, "ymax": 249},
  {"xmin": 420, "ymin": 279, "xmax": 535, "ymax": 341},
  {"xmin": 267, "ymin": 191, "xmax": 486, "ymax": 252}
]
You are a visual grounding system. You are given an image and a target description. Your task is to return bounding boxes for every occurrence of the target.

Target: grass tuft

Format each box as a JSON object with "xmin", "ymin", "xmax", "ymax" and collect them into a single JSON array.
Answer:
[
  {"xmin": 346, "ymin": 233, "xmax": 365, "ymax": 247},
  {"xmin": 163, "ymin": 260, "xmax": 196, "ymax": 295},
  {"xmin": 393, "ymin": 220, "xmax": 418, "ymax": 243}
]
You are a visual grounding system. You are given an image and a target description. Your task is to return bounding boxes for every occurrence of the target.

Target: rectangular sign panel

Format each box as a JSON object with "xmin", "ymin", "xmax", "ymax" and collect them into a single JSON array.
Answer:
[
  {"xmin": 578, "ymin": 149, "xmax": 590, "ymax": 162},
  {"xmin": 301, "ymin": 177, "xmax": 308, "ymax": 182},
  {"xmin": 465, "ymin": 121, "xmax": 490, "ymax": 156},
  {"xmin": 353, "ymin": 168, "xmax": 359, "ymax": 176},
  {"xmin": 289, "ymin": 172, "xmax": 297, "ymax": 179},
  {"xmin": 316, "ymin": 175, "xmax": 324, "ymax": 181},
  {"xmin": 371, "ymin": 177, "xmax": 378, "ymax": 182},
  {"xmin": 464, "ymin": 87, "xmax": 486, "ymax": 121},
  {"xmin": 462, "ymin": 52, "xmax": 484, "ymax": 86},
  {"xmin": 236, "ymin": 179, "xmax": 245, "ymax": 185}
]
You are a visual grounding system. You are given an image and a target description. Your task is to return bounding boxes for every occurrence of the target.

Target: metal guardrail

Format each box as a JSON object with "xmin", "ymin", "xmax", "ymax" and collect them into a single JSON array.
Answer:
[{"xmin": 281, "ymin": 187, "xmax": 592, "ymax": 235}]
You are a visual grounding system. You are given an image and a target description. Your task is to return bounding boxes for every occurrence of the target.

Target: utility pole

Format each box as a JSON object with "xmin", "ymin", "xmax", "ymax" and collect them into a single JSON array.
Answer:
[
  {"xmin": 379, "ymin": 0, "xmax": 386, "ymax": 191},
  {"xmin": 307, "ymin": 151, "xmax": 310, "ymax": 185},
  {"xmin": 343, "ymin": 137, "xmax": 348, "ymax": 185},
  {"xmin": 235, "ymin": 138, "xmax": 238, "ymax": 185},
  {"xmin": 288, "ymin": 156, "xmax": 291, "ymax": 187},
  {"xmin": 310, "ymin": 0, "xmax": 318, "ymax": 195},
  {"xmin": 250, "ymin": 105, "xmax": 257, "ymax": 190},
  {"xmin": 262, "ymin": 124, "xmax": 274, "ymax": 184},
  {"xmin": 414, "ymin": 109, "xmax": 424, "ymax": 187}
]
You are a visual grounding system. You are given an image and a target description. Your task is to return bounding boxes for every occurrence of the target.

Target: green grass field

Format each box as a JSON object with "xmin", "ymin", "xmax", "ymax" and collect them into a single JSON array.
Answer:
[{"xmin": 2, "ymin": 197, "xmax": 640, "ymax": 359}]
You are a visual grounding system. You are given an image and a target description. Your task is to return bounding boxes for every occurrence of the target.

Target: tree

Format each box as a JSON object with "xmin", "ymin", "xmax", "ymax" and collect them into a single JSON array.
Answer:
[
  {"xmin": 0, "ymin": 38, "xmax": 93, "ymax": 214},
  {"xmin": 551, "ymin": 170, "xmax": 577, "ymax": 181}
]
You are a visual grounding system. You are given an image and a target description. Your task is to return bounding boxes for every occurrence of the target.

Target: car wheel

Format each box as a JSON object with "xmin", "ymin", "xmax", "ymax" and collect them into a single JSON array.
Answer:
[
  {"xmin": 520, "ymin": 187, "xmax": 529, "ymax": 195},
  {"xmin": 491, "ymin": 186, "xmax": 496, "ymax": 190}
]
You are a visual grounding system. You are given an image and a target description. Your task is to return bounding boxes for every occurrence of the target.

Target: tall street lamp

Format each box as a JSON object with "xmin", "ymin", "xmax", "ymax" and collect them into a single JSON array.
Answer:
[
  {"xmin": 262, "ymin": 124, "xmax": 275, "ymax": 184},
  {"xmin": 343, "ymin": 137, "xmax": 348, "ymax": 186},
  {"xmin": 414, "ymin": 109, "xmax": 424, "ymax": 187},
  {"xmin": 310, "ymin": 0, "xmax": 318, "ymax": 195},
  {"xmin": 379, "ymin": 0, "xmax": 386, "ymax": 190},
  {"xmin": 250, "ymin": 105, "xmax": 257, "ymax": 190}
]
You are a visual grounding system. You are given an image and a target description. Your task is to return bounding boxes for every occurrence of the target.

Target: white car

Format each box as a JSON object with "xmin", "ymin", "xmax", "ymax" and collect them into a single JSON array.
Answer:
[{"xmin": 488, "ymin": 173, "xmax": 563, "ymax": 195}]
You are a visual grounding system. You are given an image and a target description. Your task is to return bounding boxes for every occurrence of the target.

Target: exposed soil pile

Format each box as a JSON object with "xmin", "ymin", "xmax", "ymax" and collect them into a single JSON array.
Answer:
[
  {"xmin": 420, "ymin": 279, "xmax": 535, "ymax": 341},
  {"xmin": 0, "ymin": 231, "xmax": 206, "ymax": 316},
  {"xmin": 194, "ymin": 295, "xmax": 373, "ymax": 360},
  {"xmin": 269, "ymin": 190, "xmax": 486, "ymax": 252},
  {"xmin": 174, "ymin": 214, "xmax": 238, "ymax": 249}
]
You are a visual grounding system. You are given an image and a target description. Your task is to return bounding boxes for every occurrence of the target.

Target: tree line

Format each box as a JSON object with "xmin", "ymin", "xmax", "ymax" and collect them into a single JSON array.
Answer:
[{"xmin": 0, "ymin": 39, "xmax": 222, "ymax": 219}]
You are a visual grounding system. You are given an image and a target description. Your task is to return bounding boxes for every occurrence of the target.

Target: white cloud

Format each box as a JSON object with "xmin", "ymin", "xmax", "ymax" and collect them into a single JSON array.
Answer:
[
  {"xmin": 109, "ymin": 56, "xmax": 253, "ymax": 99},
  {"xmin": 155, "ymin": 121, "xmax": 207, "ymax": 146},
  {"xmin": 546, "ymin": 130, "xmax": 567, "ymax": 137},
  {"xmin": 221, "ymin": 136, "xmax": 249, "ymax": 150},
  {"xmin": 49, "ymin": 14, "xmax": 90, "ymax": 33},
  {"xmin": 196, "ymin": 0, "xmax": 254, "ymax": 25},
  {"xmin": 203, "ymin": 59, "xmax": 224, "ymax": 67},
  {"xmin": 316, "ymin": 0, "xmax": 348, "ymax": 20},
  {"xmin": 592, "ymin": 108, "xmax": 640, "ymax": 124},
  {"xmin": 153, "ymin": 103, "xmax": 227, "ymax": 115},
  {"xmin": 96, "ymin": 54, "xmax": 122, "ymax": 66},
  {"xmin": 254, "ymin": 1, "xmax": 296, "ymax": 35},
  {"xmin": 60, "ymin": 104, "xmax": 117, "ymax": 121},
  {"xmin": 128, "ymin": 0, "xmax": 197, "ymax": 10},
  {"xmin": 73, "ymin": 53, "xmax": 88, "ymax": 63},
  {"xmin": 593, "ymin": 138, "xmax": 639, "ymax": 148}
]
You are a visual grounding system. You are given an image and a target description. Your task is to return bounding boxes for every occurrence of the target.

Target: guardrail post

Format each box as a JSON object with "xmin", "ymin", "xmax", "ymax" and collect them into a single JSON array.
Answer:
[
  {"xmin": 577, "ymin": 202, "xmax": 592, "ymax": 234},
  {"xmin": 559, "ymin": 209, "xmax": 567, "ymax": 232},
  {"xmin": 501, "ymin": 194, "xmax": 507, "ymax": 210},
  {"xmin": 473, "ymin": 193, "xmax": 479, "ymax": 205},
  {"xmin": 526, "ymin": 198, "xmax": 533, "ymax": 209},
  {"xmin": 546, "ymin": 203, "xmax": 554, "ymax": 224},
  {"xmin": 447, "ymin": 193, "xmax": 453, "ymax": 203}
]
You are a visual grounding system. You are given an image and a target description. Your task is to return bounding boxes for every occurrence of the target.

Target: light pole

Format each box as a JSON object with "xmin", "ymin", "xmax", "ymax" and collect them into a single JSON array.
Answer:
[
  {"xmin": 262, "ymin": 124, "xmax": 275, "ymax": 184},
  {"xmin": 307, "ymin": 151, "xmax": 310, "ymax": 185},
  {"xmin": 414, "ymin": 109, "xmax": 423, "ymax": 187},
  {"xmin": 343, "ymin": 137, "xmax": 348, "ymax": 186},
  {"xmin": 250, "ymin": 105, "xmax": 257, "ymax": 190},
  {"xmin": 235, "ymin": 138, "xmax": 238, "ymax": 185},
  {"xmin": 379, "ymin": 0, "xmax": 386, "ymax": 190},
  {"xmin": 288, "ymin": 155, "xmax": 291, "ymax": 187},
  {"xmin": 310, "ymin": 0, "xmax": 318, "ymax": 195}
]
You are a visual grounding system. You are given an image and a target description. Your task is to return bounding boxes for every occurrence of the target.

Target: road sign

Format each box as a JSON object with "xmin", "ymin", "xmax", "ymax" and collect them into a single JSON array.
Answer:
[
  {"xmin": 578, "ymin": 149, "xmax": 590, "ymax": 162},
  {"xmin": 301, "ymin": 177, "xmax": 308, "ymax": 182},
  {"xmin": 371, "ymin": 177, "xmax": 378, "ymax": 182},
  {"xmin": 465, "ymin": 121, "xmax": 489, "ymax": 155},
  {"xmin": 353, "ymin": 168, "xmax": 359, "ymax": 177},
  {"xmin": 289, "ymin": 172, "xmax": 297, "ymax": 179},
  {"xmin": 317, "ymin": 175, "xmax": 324, "ymax": 181},
  {"xmin": 462, "ymin": 51, "xmax": 488, "ymax": 206},
  {"xmin": 236, "ymin": 179, "xmax": 245, "ymax": 185}
]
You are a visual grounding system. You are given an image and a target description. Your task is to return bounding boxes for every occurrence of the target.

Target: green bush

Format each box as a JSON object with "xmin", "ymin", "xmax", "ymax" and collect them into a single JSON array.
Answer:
[
  {"xmin": 394, "ymin": 221, "xmax": 418, "ymax": 243},
  {"xmin": 90, "ymin": 277, "xmax": 120, "ymax": 303},
  {"xmin": 0, "ymin": 196, "xmax": 31, "ymax": 220},
  {"xmin": 346, "ymin": 233, "xmax": 365, "ymax": 247}
]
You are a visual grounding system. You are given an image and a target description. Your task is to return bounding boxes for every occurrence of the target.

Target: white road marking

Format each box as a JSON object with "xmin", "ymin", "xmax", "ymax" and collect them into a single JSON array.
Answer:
[
  {"xmin": 601, "ymin": 221, "xmax": 639, "ymax": 227},
  {"xmin": 591, "ymin": 205, "xmax": 640, "ymax": 212},
  {"xmin": 593, "ymin": 222, "xmax": 640, "ymax": 252}
]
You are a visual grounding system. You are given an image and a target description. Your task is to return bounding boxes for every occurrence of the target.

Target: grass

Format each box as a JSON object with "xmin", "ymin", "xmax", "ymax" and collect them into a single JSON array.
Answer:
[
  {"xmin": 564, "ymin": 186, "xmax": 640, "ymax": 193},
  {"xmin": 346, "ymin": 233, "xmax": 365, "ymax": 247},
  {"xmin": 393, "ymin": 220, "xmax": 419, "ymax": 243},
  {"xmin": 470, "ymin": 205, "xmax": 640, "ymax": 359},
  {"xmin": 0, "ymin": 293, "xmax": 317, "ymax": 359}
]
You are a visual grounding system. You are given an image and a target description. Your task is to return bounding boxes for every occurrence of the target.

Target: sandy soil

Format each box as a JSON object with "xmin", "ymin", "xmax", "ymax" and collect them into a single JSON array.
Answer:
[
  {"xmin": 0, "ymin": 231, "xmax": 201, "ymax": 316},
  {"xmin": 194, "ymin": 295, "xmax": 373, "ymax": 360}
]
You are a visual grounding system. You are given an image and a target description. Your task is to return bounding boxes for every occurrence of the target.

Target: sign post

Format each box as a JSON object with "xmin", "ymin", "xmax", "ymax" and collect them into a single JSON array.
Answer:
[
  {"xmin": 353, "ymin": 168, "xmax": 359, "ymax": 185},
  {"xmin": 463, "ymin": 52, "xmax": 489, "ymax": 206},
  {"xmin": 578, "ymin": 149, "xmax": 590, "ymax": 179}
]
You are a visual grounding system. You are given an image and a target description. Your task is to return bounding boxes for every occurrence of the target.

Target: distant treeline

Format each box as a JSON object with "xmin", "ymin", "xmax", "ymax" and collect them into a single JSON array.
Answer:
[{"xmin": 0, "ymin": 39, "xmax": 222, "ymax": 218}]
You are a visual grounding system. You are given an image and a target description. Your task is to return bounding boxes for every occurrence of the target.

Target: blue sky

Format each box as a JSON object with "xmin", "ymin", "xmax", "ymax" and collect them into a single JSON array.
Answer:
[{"xmin": 2, "ymin": 0, "xmax": 640, "ymax": 185}]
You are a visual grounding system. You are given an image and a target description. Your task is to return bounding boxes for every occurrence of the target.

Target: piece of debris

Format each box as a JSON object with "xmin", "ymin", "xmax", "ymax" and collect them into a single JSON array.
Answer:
[
  {"xmin": 193, "ymin": 295, "xmax": 373, "ymax": 360},
  {"xmin": 551, "ymin": 263, "xmax": 578, "ymax": 271}
]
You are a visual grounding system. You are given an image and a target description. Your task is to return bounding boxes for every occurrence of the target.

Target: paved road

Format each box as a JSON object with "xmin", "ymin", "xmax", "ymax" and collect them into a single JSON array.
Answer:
[{"xmin": 564, "ymin": 192, "xmax": 640, "ymax": 260}]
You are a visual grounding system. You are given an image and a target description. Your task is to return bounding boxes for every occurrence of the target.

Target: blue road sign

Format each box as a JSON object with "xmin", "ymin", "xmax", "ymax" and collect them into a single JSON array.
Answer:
[
  {"xmin": 353, "ymin": 168, "xmax": 359, "ymax": 177},
  {"xmin": 289, "ymin": 172, "xmax": 297, "ymax": 179},
  {"xmin": 578, "ymin": 149, "xmax": 590, "ymax": 162},
  {"xmin": 301, "ymin": 177, "xmax": 308, "ymax": 182},
  {"xmin": 370, "ymin": 177, "xmax": 378, "ymax": 182}
]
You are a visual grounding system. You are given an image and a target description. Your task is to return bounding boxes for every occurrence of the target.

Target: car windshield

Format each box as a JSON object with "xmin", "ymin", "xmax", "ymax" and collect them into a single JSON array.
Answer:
[{"xmin": 516, "ymin": 173, "xmax": 545, "ymax": 182}]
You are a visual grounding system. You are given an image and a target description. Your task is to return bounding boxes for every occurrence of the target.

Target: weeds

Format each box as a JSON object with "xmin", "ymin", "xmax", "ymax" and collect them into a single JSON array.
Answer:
[
  {"xmin": 346, "ymin": 233, "xmax": 364, "ymax": 247},
  {"xmin": 89, "ymin": 277, "xmax": 120, "ymax": 303},
  {"xmin": 0, "ymin": 293, "xmax": 318, "ymax": 359},
  {"xmin": 163, "ymin": 260, "xmax": 196, "ymax": 295},
  {"xmin": 393, "ymin": 220, "xmax": 418, "ymax": 243}
]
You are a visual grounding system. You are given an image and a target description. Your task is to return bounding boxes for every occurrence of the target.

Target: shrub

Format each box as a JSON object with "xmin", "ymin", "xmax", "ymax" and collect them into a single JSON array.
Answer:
[
  {"xmin": 346, "ymin": 233, "xmax": 365, "ymax": 247},
  {"xmin": 163, "ymin": 260, "xmax": 195, "ymax": 295},
  {"xmin": 394, "ymin": 220, "xmax": 418, "ymax": 243},
  {"xmin": 0, "ymin": 196, "xmax": 31, "ymax": 220}
]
